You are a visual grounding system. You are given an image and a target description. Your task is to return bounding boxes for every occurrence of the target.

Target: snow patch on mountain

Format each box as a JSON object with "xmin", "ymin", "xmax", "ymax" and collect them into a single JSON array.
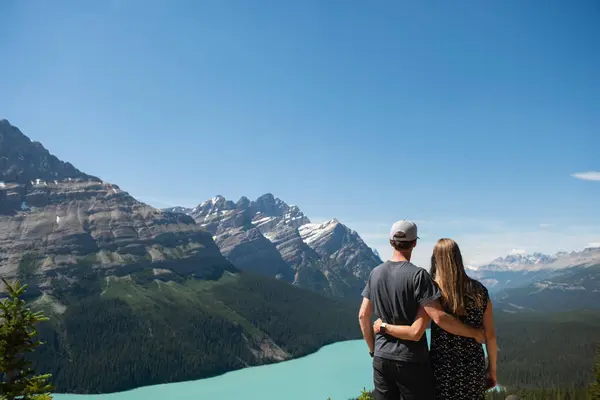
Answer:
[{"xmin": 298, "ymin": 219, "xmax": 340, "ymax": 246}]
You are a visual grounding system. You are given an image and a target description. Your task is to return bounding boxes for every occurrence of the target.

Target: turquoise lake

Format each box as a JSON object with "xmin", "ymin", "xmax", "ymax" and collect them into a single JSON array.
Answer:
[{"xmin": 53, "ymin": 331, "xmax": 490, "ymax": 400}]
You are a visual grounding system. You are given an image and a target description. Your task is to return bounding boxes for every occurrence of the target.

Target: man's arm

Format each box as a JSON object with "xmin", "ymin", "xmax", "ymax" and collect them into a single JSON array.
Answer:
[
  {"xmin": 423, "ymin": 299, "xmax": 485, "ymax": 343},
  {"xmin": 373, "ymin": 306, "xmax": 430, "ymax": 341},
  {"xmin": 358, "ymin": 297, "xmax": 375, "ymax": 354}
]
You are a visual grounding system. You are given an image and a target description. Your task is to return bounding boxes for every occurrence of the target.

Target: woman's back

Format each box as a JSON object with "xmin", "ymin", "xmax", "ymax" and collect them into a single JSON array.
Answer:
[{"xmin": 430, "ymin": 279, "xmax": 489, "ymax": 400}]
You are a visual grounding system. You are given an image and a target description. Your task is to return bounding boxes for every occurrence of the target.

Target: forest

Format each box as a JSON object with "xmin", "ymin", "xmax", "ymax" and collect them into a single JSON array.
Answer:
[{"xmin": 27, "ymin": 271, "xmax": 362, "ymax": 394}]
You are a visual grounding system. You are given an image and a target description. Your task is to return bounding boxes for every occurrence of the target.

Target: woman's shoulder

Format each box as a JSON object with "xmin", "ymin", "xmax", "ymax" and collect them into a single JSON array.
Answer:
[{"xmin": 468, "ymin": 278, "xmax": 489, "ymax": 298}]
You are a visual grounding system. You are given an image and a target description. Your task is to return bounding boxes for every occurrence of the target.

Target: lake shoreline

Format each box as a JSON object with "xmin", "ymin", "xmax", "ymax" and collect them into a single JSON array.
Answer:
[{"xmin": 52, "ymin": 338, "xmax": 365, "ymax": 396}]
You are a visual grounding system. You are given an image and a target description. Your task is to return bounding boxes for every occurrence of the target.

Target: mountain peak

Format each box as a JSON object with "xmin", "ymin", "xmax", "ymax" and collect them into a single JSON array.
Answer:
[
  {"xmin": 256, "ymin": 193, "xmax": 275, "ymax": 202},
  {"xmin": 0, "ymin": 120, "xmax": 100, "ymax": 184}
]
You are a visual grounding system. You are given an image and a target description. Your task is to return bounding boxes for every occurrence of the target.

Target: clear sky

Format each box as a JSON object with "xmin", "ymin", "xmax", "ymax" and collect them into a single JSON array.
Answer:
[{"xmin": 1, "ymin": 0, "xmax": 599, "ymax": 267}]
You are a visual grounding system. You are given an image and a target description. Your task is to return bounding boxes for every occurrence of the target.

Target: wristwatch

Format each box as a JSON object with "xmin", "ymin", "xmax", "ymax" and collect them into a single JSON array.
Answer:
[
  {"xmin": 369, "ymin": 351, "xmax": 374, "ymax": 358},
  {"xmin": 381, "ymin": 322, "xmax": 388, "ymax": 334}
]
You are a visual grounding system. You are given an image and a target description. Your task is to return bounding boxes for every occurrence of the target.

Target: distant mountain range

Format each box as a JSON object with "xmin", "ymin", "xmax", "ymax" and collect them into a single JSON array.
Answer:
[
  {"xmin": 163, "ymin": 194, "xmax": 382, "ymax": 298},
  {"xmin": 467, "ymin": 247, "xmax": 600, "ymax": 312}
]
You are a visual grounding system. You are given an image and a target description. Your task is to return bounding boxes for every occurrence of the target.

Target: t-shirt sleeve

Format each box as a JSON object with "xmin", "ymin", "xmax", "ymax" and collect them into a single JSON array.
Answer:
[
  {"xmin": 361, "ymin": 274, "xmax": 371, "ymax": 299},
  {"xmin": 414, "ymin": 269, "xmax": 442, "ymax": 306}
]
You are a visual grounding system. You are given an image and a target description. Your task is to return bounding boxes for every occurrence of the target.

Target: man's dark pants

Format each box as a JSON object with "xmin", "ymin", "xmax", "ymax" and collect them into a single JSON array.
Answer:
[{"xmin": 372, "ymin": 356, "xmax": 436, "ymax": 400}]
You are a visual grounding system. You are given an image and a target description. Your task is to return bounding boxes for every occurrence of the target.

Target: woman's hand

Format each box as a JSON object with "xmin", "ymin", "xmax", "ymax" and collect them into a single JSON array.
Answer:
[
  {"xmin": 486, "ymin": 368, "xmax": 497, "ymax": 389},
  {"xmin": 373, "ymin": 318, "xmax": 383, "ymax": 333}
]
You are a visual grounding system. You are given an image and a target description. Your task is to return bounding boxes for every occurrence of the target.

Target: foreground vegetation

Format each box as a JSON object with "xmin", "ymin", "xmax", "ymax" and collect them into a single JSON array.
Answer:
[
  {"xmin": 352, "ymin": 387, "xmax": 593, "ymax": 400},
  {"xmin": 0, "ymin": 278, "xmax": 54, "ymax": 400},
  {"xmin": 28, "ymin": 270, "xmax": 361, "ymax": 394}
]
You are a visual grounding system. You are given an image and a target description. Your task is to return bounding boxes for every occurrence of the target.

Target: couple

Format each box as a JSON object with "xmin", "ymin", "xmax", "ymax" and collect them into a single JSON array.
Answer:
[{"xmin": 358, "ymin": 220, "xmax": 497, "ymax": 400}]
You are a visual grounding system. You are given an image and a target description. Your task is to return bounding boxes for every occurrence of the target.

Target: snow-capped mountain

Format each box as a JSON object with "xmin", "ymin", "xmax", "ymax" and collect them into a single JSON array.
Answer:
[
  {"xmin": 469, "ymin": 247, "xmax": 600, "ymax": 294},
  {"xmin": 477, "ymin": 247, "xmax": 600, "ymax": 272},
  {"xmin": 165, "ymin": 194, "xmax": 382, "ymax": 298},
  {"xmin": 482, "ymin": 252, "xmax": 557, "ymax": 271}
]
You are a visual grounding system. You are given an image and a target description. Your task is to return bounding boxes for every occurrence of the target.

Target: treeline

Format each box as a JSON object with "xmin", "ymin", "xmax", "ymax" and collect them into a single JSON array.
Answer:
[
  {"xmin": 29, "ymin": 271, "xmax": 362, "ymax": 394},
  {"xmin": 493, "ymin": 309, "xmax": 600, "ymax": 389}
]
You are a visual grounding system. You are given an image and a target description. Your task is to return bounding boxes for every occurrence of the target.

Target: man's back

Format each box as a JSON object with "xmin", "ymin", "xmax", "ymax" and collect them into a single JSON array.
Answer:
[{"xmin": 362, "ymin": 260, "xmax": 441, "ymax": 363}]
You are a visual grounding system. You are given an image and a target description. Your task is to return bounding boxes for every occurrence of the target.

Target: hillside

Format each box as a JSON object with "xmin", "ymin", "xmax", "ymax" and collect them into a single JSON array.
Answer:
[
  {"xmin": 30, "ymin": 271, "xmax": 361, "ymax": 394},
  {"xmin": 494, "ymin": 264, "xmax": 600, "ymax": 312},
  {"xmin": 0, "ymin": 119, "xmax": 363, "ymax": 394},
  {"xmin": 165, "ymin": 194, "xmax": 382, "ymax": 298}
]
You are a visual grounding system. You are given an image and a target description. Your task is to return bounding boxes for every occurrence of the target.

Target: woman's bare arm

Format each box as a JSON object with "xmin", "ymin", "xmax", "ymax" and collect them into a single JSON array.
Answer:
[
  {"xmin": 483, "ymin": 299, "xmax": 498, "ymax": 385},
  {"xmin": 373, "ymin": 307, "xmax": 430, "ymax": 341}
]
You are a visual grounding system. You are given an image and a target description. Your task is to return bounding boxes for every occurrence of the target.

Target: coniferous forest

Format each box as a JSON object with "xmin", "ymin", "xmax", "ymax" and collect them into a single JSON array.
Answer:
[{"xmin": 27, "ymin": 271, "xmax": 362, "ymax": 394}]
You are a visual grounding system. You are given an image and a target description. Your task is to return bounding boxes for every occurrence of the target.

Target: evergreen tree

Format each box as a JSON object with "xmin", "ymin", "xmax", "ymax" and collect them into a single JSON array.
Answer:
[
  {"xmin": 0, "ymin": 278, "xmax": 54, "ymax": 400},
  {"xmin": 590, "ymin": 344, "xmax": 600, "ymax": 399}
]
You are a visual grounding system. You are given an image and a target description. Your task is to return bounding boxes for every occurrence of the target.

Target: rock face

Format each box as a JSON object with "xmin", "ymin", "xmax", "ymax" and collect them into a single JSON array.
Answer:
[
  {"xmin": 0, "ymin": 120, "xmax": 234, "ymax": 294},
  {"xmin": 0, "ymin": 119, "xmax": 99, "ymax": 184},
  {"xmin": 167, "ymin": 194, "xmax": 382, "ymax": 298}
]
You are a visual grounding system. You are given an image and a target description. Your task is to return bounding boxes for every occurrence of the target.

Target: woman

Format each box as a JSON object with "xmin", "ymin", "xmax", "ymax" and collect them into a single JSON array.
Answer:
[{"xmin": 373, "ymin": 238, "xmax": 497, "ymax": 400}]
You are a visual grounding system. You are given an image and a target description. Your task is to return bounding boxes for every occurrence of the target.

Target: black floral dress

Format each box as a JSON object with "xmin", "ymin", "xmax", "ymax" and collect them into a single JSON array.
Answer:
[{"xmin": 430, "ymin": 281, "xmax": 489, "ymax": 400}]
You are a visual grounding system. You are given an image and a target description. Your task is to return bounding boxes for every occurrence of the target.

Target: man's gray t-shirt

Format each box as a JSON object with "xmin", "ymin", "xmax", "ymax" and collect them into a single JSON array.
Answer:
[{"xmin": 362, "ymin": 261, "xmax": 441, "ymax": 363}]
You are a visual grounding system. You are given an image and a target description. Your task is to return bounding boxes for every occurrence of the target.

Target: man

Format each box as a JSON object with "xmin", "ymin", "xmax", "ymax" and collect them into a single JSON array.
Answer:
[{"xmin": 358, "ymin": 220, "xmax": 485, "ymax": 400}]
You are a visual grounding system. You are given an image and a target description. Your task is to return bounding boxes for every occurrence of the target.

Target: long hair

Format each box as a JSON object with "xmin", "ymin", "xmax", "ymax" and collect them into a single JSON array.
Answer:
[{"xmin": 430, "ymin": 238, "xmax": 484, "ymax": 316}]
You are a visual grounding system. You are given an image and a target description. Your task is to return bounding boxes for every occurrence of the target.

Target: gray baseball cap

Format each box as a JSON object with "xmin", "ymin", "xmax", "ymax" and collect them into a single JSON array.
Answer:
[{"xmin": 389, "ymin": 220, "xmax": 419, "ymax": 241}]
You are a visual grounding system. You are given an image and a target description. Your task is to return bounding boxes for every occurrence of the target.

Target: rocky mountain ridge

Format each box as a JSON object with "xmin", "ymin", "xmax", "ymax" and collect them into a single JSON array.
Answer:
[
  {"xmin": 474, "ymin": 247, "xmax": 600, "ymax": 272},
  {"xmin": 0, "ymin": 120, "xmax": 236, "ymax": 295},
  {"xmin": 469, "ymin": 247, "xmax": 600, "ymax": 295},
  {"xmin": 165, "ymin": 194, "xmax": 382, "ymax": 298},
  {"xmin": 0, "ymin": 119, "xmax": 99, "ymax": 184},
  {"xmin": 493, "ymin": 263, "xmax": 600, "ymax": 313}
]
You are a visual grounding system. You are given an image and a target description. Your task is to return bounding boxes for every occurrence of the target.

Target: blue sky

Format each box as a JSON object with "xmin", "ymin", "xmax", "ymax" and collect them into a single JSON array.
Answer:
[{"xmin": 1, "ymin": 0, "xmax": 598, "ymax": 266}]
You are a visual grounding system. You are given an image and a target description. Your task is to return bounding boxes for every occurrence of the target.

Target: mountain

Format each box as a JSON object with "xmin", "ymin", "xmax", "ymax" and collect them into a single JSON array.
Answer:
[
  {"xmin": 165, "ymin": 194, "xmax": 382, "ymax": 298},
  {"xmin": 468, "ymin": 247, "xmax": 600, "ymax": 293},
  {"xmin": 493, "ymin": 263, "xmax": 600, "ymax": 312},
  {"xmin": 0, "ymin": 119, "xmax": 362, "ymax": 394},
  {"xmin": 0, "ymin": 119, "xmax": 99, "ymax": 184},
  {"xmin": 483, "ymin": 252, "xmax": 557, "ymax": 271},
  {"xmin": 464, "ymin": 247, "xmax": 600, "ymax": 312}
]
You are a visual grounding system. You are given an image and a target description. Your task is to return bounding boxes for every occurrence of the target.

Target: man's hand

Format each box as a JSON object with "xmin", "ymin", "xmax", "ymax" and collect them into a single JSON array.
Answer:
[
  {"xmin": 486, "ymin": 368, "xmax": 497, "ymax": 389},
  {"xmin": 475, "ymin": 328, "xmax": 486, "ymax": 344},
  {"xmin": 373, "ymin": 318, "xmax": 383, "ymax": 334}
]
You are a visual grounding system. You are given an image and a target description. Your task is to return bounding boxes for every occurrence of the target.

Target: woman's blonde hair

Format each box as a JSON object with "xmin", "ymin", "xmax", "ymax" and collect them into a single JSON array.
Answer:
[{"xmin": 430, "ymin": 238, "xmax": 484, "ymax": 316}]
